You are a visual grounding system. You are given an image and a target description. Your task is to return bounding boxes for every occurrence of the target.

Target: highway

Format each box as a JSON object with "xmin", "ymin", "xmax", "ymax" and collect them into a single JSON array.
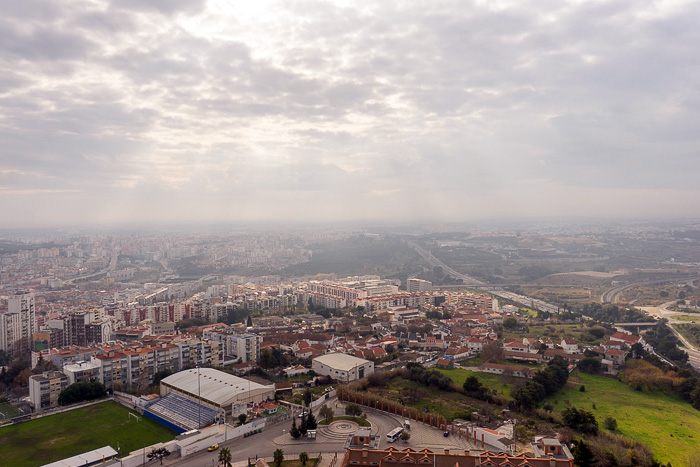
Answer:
[
  {"xmin": 407, "ymin": 241, "xmax": 563, "ymax": 315},
  {"xmin": 640, "ymin": 301, "xmax": 700, "ymax": 371},
  {"xmin": 601, "ymin": 276, "xmax": 698, "ymax": 303}
]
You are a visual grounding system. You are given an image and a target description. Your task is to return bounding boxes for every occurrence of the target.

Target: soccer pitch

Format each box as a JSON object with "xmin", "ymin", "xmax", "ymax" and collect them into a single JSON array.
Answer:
[{"xmin": 0, "ymin": 400, "xmax": 177, "ymax": 467}]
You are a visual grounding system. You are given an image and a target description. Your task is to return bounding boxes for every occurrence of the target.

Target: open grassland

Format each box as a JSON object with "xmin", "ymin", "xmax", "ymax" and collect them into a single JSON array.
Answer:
[
  {"xmin": 0, "ymin": 401, "xmax": 176, "ymax": 467},
  {"xmin": 548, "ymin": 372, "xmax": 700, "ymax": 466},
  {"xmin": 436, "ymin": 368, "xmax": 514, "ymax": 398},
  {"xmin": 501, "ymin": 323, "xmax": 609, "ymax": 347},
  {"xmin": 671, "ymin": 314, "xmax": 698, "ymax": 321}
]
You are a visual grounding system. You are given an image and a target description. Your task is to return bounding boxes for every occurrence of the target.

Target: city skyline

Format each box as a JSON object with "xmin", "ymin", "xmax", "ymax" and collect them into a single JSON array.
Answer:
[{"xmin": 2, "ymin": 0, "xmax": 700, "ymax": 228}]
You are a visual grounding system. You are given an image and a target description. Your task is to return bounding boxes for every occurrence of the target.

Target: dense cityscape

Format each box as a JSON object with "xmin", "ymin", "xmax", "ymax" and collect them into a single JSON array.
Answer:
[
  {"xmin": 2, "ymin": 223, "xmax": 700, "ymax": 467},
  {"xmin": 3, "ymin": 0, "xmax": 700, "ymax": 466}
]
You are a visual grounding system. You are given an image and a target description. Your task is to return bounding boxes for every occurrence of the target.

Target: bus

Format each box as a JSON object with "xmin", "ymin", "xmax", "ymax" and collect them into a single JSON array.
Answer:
[{"xmin": 386, "ymin": 427, "xmax": 403, "ymax": 443}]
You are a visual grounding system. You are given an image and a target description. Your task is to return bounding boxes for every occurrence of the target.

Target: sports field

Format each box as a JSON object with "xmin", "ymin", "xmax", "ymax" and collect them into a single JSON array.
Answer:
[
  {"xmin": 0, "ymin": 400, "xmax": 177, "ymax": 467},
  {"xmin": 0, "ymin": 402, "xmax": 22, "ymax": 420}
]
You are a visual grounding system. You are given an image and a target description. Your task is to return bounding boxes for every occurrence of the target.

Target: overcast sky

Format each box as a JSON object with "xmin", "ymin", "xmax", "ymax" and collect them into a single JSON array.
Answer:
[{"xmin": 1, "ymin": 0, "xmax": 699, "ymax": 228}]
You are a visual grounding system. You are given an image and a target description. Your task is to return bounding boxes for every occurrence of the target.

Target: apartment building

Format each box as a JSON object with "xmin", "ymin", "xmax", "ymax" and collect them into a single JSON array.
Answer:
[{"xmin": 29, "ymin": 371, "xmax": 69, "ymax": 410}]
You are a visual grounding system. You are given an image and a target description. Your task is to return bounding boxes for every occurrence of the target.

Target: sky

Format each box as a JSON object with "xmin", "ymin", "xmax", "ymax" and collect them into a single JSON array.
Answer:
[{"xmin": 1, "ymin": 0, "xmax": 699, "ymax": 228}]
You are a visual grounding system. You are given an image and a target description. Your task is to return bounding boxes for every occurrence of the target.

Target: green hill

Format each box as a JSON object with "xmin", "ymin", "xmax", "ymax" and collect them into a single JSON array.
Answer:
[{"xmin": 549, "ymin": 372, "xmax": 700, "ymax": 465}]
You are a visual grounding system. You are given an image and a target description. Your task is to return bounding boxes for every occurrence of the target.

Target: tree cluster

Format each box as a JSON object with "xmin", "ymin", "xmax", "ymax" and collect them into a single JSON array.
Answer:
[
  {"xmin": 345, "ymin": 403, "xmax": 363, "ymax": 418},
  {"xmin": 462, "ymin": 375, "xmax": 492, "ymax": 402},
  {"xmin": 57, "ymin": 381, "xmax": 107, "ymax": 405},
  {"xmin": 512, "ymin": 356, "xmax": 569, "ymax": 410},
  {"xmin": 259, "ymin": 347, "xmax": 291, "ymax": 369},
  {"xmin": 562, "ymin": 406, "xmax": 598, "ymax": 434},
  {"xmin": 643, "ymin": 323, "xmax": 689, "ymax": 364},
  {"xmin": 401, "ymin": 363, "xmax": 454, "ymax": 391},
  {"xmin": 581, "ymin": 303, "xmax": 654, "ymax": 324}
]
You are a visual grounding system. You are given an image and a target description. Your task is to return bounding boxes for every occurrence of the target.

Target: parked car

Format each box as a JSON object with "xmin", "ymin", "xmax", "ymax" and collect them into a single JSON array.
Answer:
[{"xmin": 298, "ymin": 410, "xmax": 309, "ymax": 418}]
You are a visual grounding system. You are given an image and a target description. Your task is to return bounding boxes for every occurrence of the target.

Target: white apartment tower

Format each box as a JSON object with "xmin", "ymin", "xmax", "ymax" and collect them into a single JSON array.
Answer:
[
  {"xmin": 1, "ymin": 291, "xmax": 36, "ymax": 355},
  {"xmin": 406, "ymin": 278, "xmax": 433, "ymax": 293}
]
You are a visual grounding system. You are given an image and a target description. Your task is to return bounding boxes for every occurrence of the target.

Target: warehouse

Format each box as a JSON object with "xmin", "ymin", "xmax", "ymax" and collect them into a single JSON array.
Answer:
[
  {"xmin": 160, "ymin": 368, "xmax": 275, "ymax": 417},
  {"xmin": 312, "ymin": 353, "xmax": 374, "ymax": 383}
]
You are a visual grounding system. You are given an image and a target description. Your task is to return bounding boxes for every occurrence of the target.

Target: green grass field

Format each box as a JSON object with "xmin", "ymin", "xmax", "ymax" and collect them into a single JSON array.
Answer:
[
  {"xmin": 670, "ymin": 314, "xmax": 698, "ymax": 322},
  {"xmin": 548, "ymin": 372, "xmax": 700, "ymax": 465},
  {"xmin": 0, "ymin": 401, "xmax": 177, "ymax": 467},
  {"xmin": 437, "ymin": 367, "xmax": 515, "ymax": 397}
]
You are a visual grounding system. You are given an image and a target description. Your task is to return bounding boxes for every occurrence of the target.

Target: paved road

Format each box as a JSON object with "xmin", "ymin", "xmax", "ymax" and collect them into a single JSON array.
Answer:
[
  {"xmin": 165, "ymin": 398, "xmax": 480, "ymax": 467},
  {"xmin": 407, "ymin": 241, "xmax": 564, "ymax": 315},
  {"xmin": 408, "ymin": 241, "xmax": 485, "ymax": 287},
  {"xmin": 640, "ymin": 302, "xmax": 700, "ymax": 371},
  {"xmin": 601, "ymin": 276, "xmax": 698, "ymax": 303}
]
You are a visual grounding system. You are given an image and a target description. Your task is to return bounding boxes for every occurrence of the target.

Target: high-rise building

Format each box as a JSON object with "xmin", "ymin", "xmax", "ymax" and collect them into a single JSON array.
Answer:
[
  {"xmin": 1, "ymin": 292, "xmax": 36, "ymax": 355},
  {"xmin": 0, "ymin": 312, "xmax": 21, "ymax": 354},
  {"xmin": 406, "ymin": 278, "xmax": 433, "ymax": 293}
]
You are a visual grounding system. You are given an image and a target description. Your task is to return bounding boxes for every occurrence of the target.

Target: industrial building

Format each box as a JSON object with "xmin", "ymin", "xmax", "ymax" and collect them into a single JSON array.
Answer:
[
  {"xmin": 312, "ymin": 352, "xmax": 374, "ymax": 383},
  {"xmin": 159, "ymin": 368, "xmax": 275, "ymax": 417}
]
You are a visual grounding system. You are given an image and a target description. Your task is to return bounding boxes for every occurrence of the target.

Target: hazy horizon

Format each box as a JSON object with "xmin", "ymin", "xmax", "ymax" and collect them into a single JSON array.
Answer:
[{"xmin": 3, "ymin": 0, "xmax": 700, "ymax": 228}]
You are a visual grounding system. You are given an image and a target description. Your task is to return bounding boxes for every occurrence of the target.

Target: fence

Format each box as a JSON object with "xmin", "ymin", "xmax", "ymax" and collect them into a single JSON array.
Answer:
[
  {"xmin": 0, "ymin": 397, "xmax": 113, "ymax": 428},
  {"xmin": 337, "ymin": 388, "xmax": 450, "ymax": 431}
]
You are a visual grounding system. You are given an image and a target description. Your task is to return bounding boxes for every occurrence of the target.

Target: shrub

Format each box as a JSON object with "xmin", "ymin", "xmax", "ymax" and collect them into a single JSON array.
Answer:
[{"xmin": 603, "ymin": 415, "xmax": 618, "ymax": 432}]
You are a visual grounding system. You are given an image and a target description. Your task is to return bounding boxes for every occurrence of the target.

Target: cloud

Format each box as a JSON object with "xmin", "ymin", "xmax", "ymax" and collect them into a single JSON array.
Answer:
[{"xmin": 1, "ymin": 0, "xmax": 700, "ymax": 227}]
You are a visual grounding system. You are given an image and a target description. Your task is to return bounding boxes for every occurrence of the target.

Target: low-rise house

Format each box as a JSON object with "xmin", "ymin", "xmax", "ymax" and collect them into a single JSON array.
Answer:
[
  {"xmin": 560, "ymin": 338, "xmax": 580, "ymax": 354},
  {"xmin": 482, "ymin": 363, "xmax": 536, "ymax": 379},
  {"xmin": 504, "ymin": 340, "xmax": 530, "ymax": 353},
  {"xmin": 543, "ymin": 348, "xmax": 585, "ymax": 364},
  {"xmin": 531, "ymin": 436, "xmax": 574, "ymax": 460},
  {"xmin": 503, "ymin": 350, "xmax": 542, "ymax": 364},
  {"xmin": 467, "ymin": 337, "xmax": 485, "ymax": 354},
  {"xmin": 435, "ymin": 358, "xmax": 453, "ymax": 369},
  {"xmin": 604, "ymin": 348, "xmax": 627, "ymax": 367}
]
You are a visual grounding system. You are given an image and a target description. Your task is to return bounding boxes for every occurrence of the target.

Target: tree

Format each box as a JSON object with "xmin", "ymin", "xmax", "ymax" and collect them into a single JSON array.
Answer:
[
  {"xmin": 238, "ymin": 413, "xmax": 247, "ymax": 425},
  {"xmin": 306, "ymin": 411, "xmax": 317, "ymax": 430},
  {"xmin": 400, "ymin": 430, "xmax": 411, "ymax": 442},
  {"xmin": 503, "ymin": 317, "xmax": 519, "ymax": 330},
  {"xmin": 58, "ymin": 381, "xmax": 107, "ymax": 405},
  {"xmin": 303, "ymin": 388, "xmax": 312, "ymax": 407},
  {"xmin": 571, "ymin": 440, "xmax": 594, "ymax": 467},
  {"xmin": 273, "ymin": 449, "xmax": 284, "ymax": 467},
  {"xmin": 13, "ymin": 368, "xmax": 32, "ymax": 387},
  {"xmin": 247, "ymin": 314, "xmax": 253, "ymax": 327},
  {"xmin": 153, "ymin": 369, "xmax": 173, "ymax": 386},
  {"xmin": 604, "ymin": 415, "xmax": 618, "ymax": 431},
  {"xmin": 299, "ymin": 452, "xmax": 309, "ymax": 466},
  {"xmin": 218, "ymin": 447, "xmax": 232, "ymax": 467},
  {"xmin": 290, "ymin": 417, "xmax": 301, "ymax": 439},
  {"xmin": 320, "ymin": 404, "xmax": 334, "ymax": 423},
  {"xmin": 345, "ymin": 403, "xmax": 363, "ymax": 418},
  {"xmin": 299, "ymin": 413, "xmax": 308, "ymax": 435},
  {"xmin": 480, "ymin": 340, "xmax": 503, "ymax": 363},
  {"xmin": 578, "ymin": 357, "xmax": 602, "ymax": 374},
  {"xmin": 146, "ymin": 447, "xmax": 170, "ymax": 465},
  {"xmin": 463, "ymin": 375, "xmax": 482, "ymax": 393},
  {"xmin": 562, "ymin": 407, "xmax": 598, "ymax": 434}
]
